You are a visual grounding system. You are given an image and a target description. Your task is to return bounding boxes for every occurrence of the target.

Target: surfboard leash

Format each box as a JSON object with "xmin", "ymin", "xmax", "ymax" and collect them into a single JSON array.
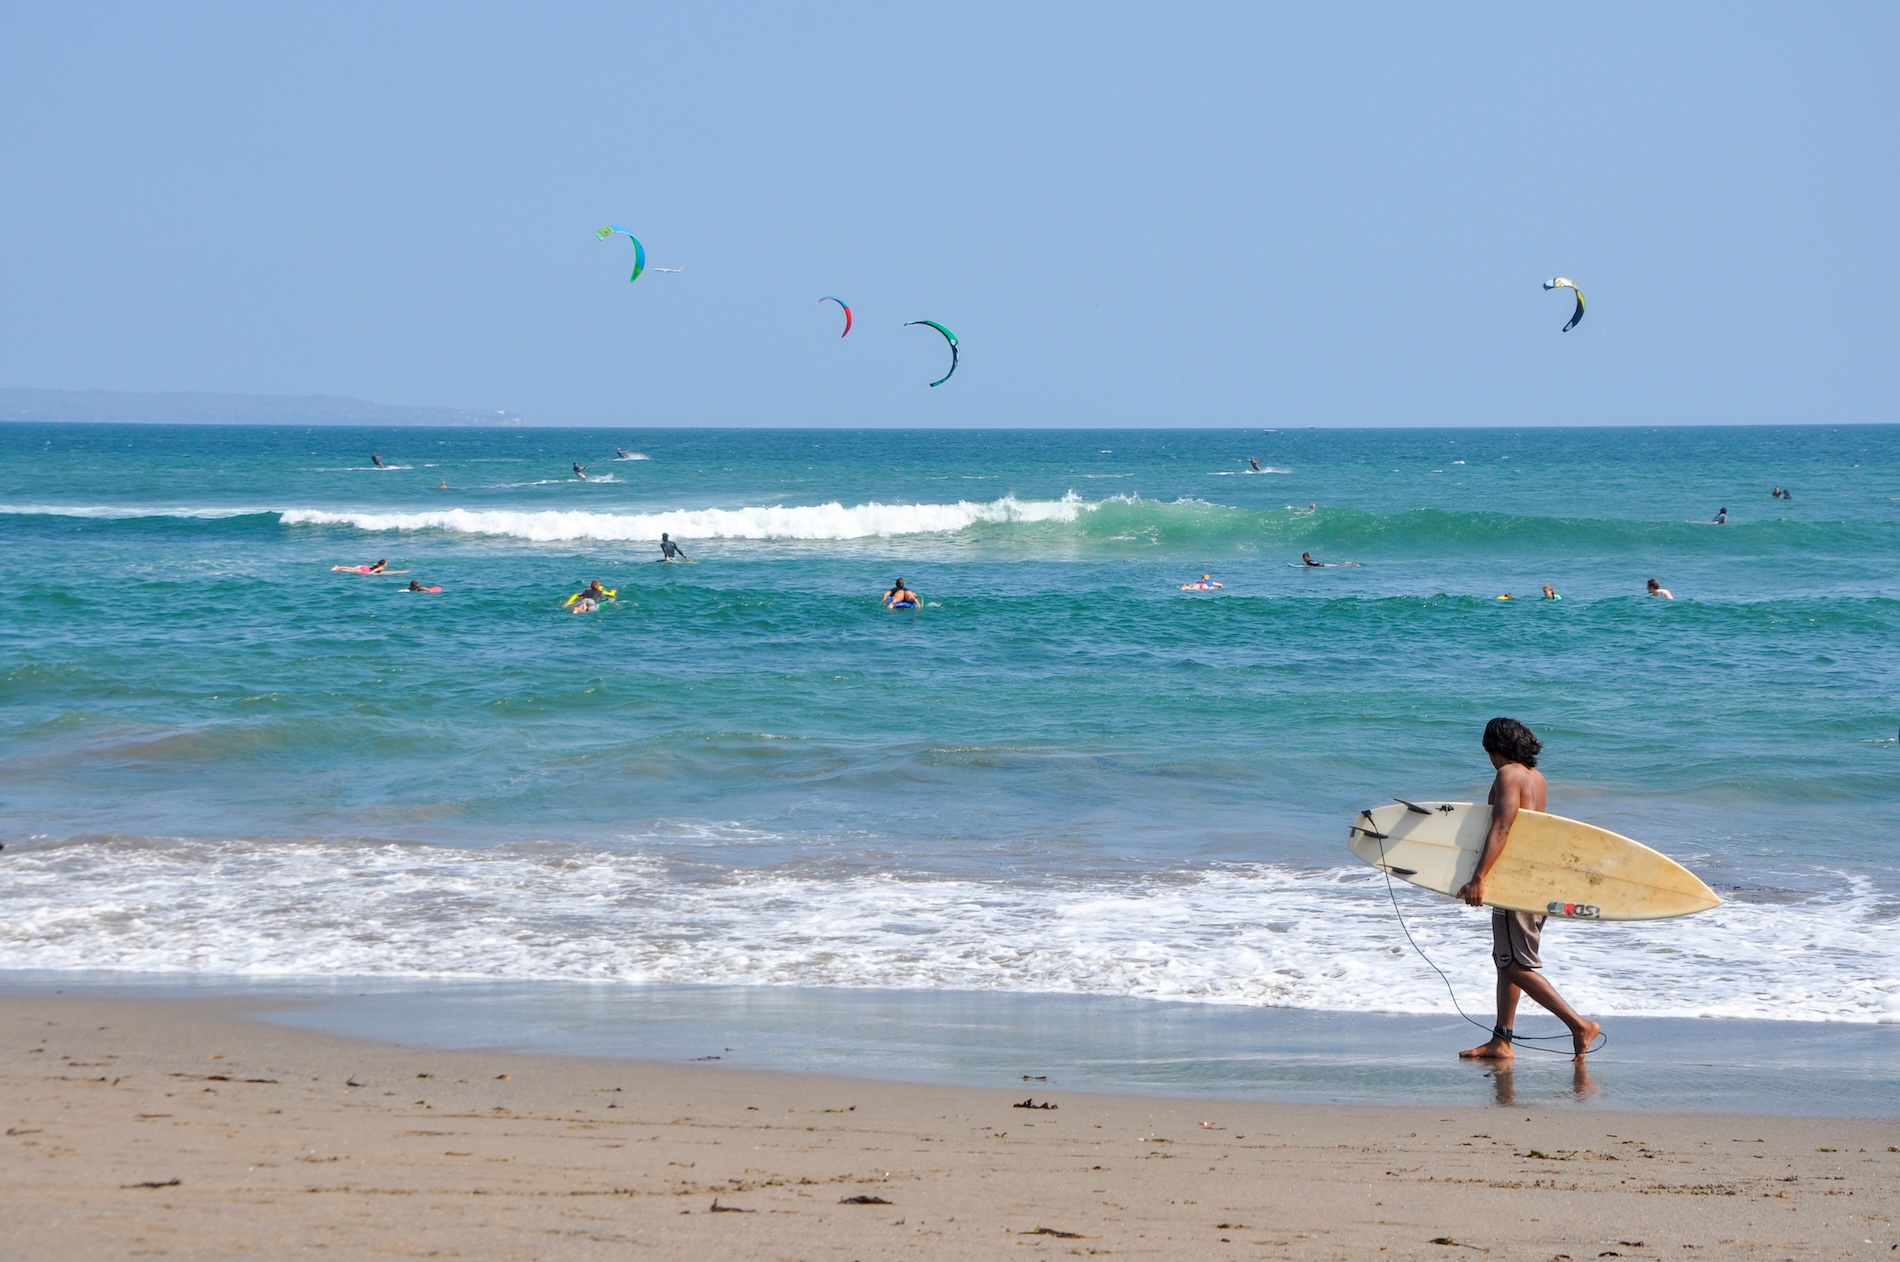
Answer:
[{"xmin": 1374, "ymin": 835, "xmax": 1608, "ymax": 1058}]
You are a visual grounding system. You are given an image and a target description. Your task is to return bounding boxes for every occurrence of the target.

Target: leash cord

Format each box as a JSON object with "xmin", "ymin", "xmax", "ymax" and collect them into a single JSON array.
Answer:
[{"xmin": 1375, "ymin": 834, "xmax": 1607, "ymax": 1057}]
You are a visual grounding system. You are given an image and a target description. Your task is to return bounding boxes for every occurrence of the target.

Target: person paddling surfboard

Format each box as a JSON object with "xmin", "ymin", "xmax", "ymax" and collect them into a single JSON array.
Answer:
[{"xmin": 1456, "ymin": 718, "xmax": 1602, "ymax": 1063}]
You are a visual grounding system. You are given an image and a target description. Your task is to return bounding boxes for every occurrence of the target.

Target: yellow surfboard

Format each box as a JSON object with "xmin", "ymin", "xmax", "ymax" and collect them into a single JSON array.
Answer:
[{"xmin": 1347, "ymin": 801, "xmax": 1720, "ymax": 922}]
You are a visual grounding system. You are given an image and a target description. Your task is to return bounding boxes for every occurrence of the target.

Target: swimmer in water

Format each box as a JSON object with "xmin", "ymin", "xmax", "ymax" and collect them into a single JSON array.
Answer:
[
  {"xmin": 438, "ymin": 480, "xmax": 448, "ymax": 490},
  {"xmin": 1712, "ymin": 506, "xmax": 1728, "ymax": 524},
  {"xmin": 658, "ymin": 532, "xmax": 690, "ymax": 562},
  {"xmin": 1301, "ymin": 552, "xmax": 1324, "ymax": 567},
  {"xmin": 573, "ymin": 462, "xmax": 589, "ymax": 481},
  {"xmin": 1180, "ymin": 574, "xmax": 1223, "ymax": 590},
  {"xmin": 1542, "ymin": 584, "xmax": 1559, "ymax": 601},
  {"xmin": 1249, "ymin": 457, "xmax": 1263, "ymax": 472},
  {"xmin": 406, "ymin": 580, "xmax": 442, "ymax": 593},
  {"xmin": 569, "ymin": 579, "xmax": 611, "ymax": 614},
  {"xmin": 371, "ymin": 453, "xmax": 386, "ymax": 469},
  {"xmin": 883, "ymin": 578, "xmax": 920, "ymax": 609},
  {"xmin": 1646, "ymin": 578, "xmax": 1673, "ymax": 599}
]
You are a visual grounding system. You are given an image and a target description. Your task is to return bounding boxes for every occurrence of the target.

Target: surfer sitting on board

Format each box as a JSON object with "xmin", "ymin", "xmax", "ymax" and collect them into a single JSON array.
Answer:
[
  {"xmin": 1457, "ymin": 718, "xmax": 1602, "ymax": 1063},
  {"xmin": 658, "ymin": 532, "xmax": 690, "ymax": 562},
  {"xmin": 883, "ymin": 578, "xmax": 919, "ymax": 609}
]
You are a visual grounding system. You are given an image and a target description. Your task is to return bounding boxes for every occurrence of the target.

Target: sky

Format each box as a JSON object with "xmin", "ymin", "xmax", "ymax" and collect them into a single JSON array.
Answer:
[{"xmin": 0, "ymin": 2, "xmax": 1894, "ymax": 427}]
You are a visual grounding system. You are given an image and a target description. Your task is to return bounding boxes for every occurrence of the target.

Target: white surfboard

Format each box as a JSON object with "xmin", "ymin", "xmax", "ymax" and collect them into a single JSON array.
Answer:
[{"xmin": 1347, "ymin": 800, "xmax": 1719, "ymax": 922}]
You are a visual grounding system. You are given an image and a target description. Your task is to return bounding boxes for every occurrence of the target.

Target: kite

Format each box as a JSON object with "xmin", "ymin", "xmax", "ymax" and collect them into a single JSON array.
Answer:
[
  {"xmin": 819, "ymin": 295, "xmax": 853, "ymax": 338},
  {"xmin": 596, "ymin": 226, "xmax": 645, "ymax": 283},
  {"xmin": 906, "ymin": 320, "xmax": 959, "ymax": 387},
  {"xmin": 1543, "ymin": 277, "xmax": 1585, "ymax": 332}
]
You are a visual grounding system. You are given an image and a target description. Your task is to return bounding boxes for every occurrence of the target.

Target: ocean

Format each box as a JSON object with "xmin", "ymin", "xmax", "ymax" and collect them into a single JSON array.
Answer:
[{"xmin": 2, "ymin": 422, "xmax": 1896, "ymax": 1035}]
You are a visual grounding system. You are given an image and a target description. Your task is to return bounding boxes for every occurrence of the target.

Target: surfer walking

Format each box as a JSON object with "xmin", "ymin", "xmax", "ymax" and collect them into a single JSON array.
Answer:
[{"xmin": 1457, "ymin": 718, "xmax": 1602, "ymax": 1062}]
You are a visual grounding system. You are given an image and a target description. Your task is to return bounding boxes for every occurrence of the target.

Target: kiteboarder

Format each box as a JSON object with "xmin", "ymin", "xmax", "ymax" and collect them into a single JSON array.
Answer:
[
  {"xmin": 371, "ymin": 453, "xmax": 386, "ymax": 469},
  {"xmin": 1249, "ymin": 457, "xmax": 1263, "ymax": 472},
  {"xmin": 573, "ymin": 462, "xmax": 589, "ymax": 481},
  {"xmin": 1457, "ymin": 718, "xmax": 1602, "ymax": 1062}
]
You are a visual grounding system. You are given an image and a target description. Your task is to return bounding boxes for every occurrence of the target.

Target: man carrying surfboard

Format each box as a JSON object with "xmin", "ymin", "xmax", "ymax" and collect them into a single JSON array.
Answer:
[{"xmin": 1456, "ymin": 718, "xmax": 1602, "ymax": 1063}]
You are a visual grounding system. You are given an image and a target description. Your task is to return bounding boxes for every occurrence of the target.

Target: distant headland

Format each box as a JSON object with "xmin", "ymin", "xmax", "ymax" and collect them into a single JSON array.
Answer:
[{"xmin": 0, "ymin": 388, "xmax": 526, "ymax": 427}]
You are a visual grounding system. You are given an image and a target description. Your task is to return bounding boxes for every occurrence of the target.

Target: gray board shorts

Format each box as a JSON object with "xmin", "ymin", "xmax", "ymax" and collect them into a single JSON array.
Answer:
[{"xmin": 1491, "ymin": 909, "xmax": 1545, "ymax": 970}]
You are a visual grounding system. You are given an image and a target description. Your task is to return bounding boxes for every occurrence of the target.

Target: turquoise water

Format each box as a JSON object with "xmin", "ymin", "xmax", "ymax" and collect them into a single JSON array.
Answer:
[{"xmin": 1, "ymin": 423, "xmax": 1896, "ymax": 1025}]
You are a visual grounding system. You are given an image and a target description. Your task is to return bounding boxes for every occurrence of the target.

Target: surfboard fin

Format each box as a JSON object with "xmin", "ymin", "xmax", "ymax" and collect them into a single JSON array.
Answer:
[{"xmin": 1349, "ymin": 812, "xmax": 1389, "ymax": 840}]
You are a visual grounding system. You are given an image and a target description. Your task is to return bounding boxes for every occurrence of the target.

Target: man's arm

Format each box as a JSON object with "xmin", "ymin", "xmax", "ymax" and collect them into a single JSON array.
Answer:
[{"xmin": 1458, "ymin": 768, "xmax": 1526, "ymax": 907}]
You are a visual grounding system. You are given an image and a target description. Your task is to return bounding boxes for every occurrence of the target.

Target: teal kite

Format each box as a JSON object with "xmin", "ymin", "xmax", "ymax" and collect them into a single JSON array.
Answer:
[
  {"xmin": 906, "ymin": 320, "xmax": 959, "ymax": 387},
  {"xmin": 597, "ymin": 226, "xmax": 645, "ymax": 283}
]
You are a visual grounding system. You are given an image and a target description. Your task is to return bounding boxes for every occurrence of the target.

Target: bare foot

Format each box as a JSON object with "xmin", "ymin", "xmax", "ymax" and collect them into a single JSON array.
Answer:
[
  {"xmin": 1572, "ymin": 1019, "xmax": 1602, "ymax": 1060},
  {"xmin": 1459, "ymin": 1037, "xmax": 1514, "ymax": 1061}
]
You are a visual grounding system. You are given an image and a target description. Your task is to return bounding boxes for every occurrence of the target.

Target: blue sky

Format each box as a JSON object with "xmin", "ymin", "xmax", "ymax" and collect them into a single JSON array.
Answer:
[{"xmin": 1, "ymin": 2, "xmax": 1893, "ymax": 427}]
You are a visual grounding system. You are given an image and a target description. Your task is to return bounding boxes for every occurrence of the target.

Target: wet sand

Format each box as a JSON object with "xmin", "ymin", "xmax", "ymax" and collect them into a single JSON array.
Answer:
[{"xmin": 3, "ymin": 992, "xmax": 1895, "ymax": 1260}]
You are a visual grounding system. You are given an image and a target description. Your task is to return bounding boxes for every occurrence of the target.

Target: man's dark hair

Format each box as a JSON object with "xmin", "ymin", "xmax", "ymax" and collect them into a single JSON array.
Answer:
[{"xmin": 1483, "ymin": 717, "xmax": 1542, "ymax": 768}]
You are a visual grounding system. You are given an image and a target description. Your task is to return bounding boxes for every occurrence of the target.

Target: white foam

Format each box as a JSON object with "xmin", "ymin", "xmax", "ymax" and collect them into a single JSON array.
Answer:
[
  {"xmin": 279, "ymin": 494, "xmax": 1092, "ymax": 543},
  {"xmin": 0, "ymin": 837, "xmax": 1893, "ymax": 1024},
  {"xmin": 0, "ymin": 503, "xmax": 264, "ymax": 520}
]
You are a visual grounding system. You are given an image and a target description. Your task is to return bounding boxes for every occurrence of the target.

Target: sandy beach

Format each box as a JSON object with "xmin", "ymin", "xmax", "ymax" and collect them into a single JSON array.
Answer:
[{"xmin": 3, "ymin": 993, "xmax": 1895, "ymax": 1260}]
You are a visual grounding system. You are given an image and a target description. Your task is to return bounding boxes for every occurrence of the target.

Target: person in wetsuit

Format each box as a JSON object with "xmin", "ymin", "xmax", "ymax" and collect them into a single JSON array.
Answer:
[
  {"xmin": 371, "ymin": 453, "xmax": 386, "ymax": 469},
  {"xmin": 573, "ymin": 462, "xmax": 589, "ymax": 481},
  {"xmin": 570, "ymin": 579, "xmax": 611, "ymax": 613},
  {"xmin": 659, "ymin": 533, "xmax": 689, "ymax": 562},
  {"xmin": 1301, "ymin": 551, "xmax": 1324, "ymax": 567},
  {"xmin": 883, "ymin": 578, "xmax": 919, "ymax": 609},
  {"xmin": 1249, "ymin": 457, "xmax": 1263, "ymax": 472}
]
